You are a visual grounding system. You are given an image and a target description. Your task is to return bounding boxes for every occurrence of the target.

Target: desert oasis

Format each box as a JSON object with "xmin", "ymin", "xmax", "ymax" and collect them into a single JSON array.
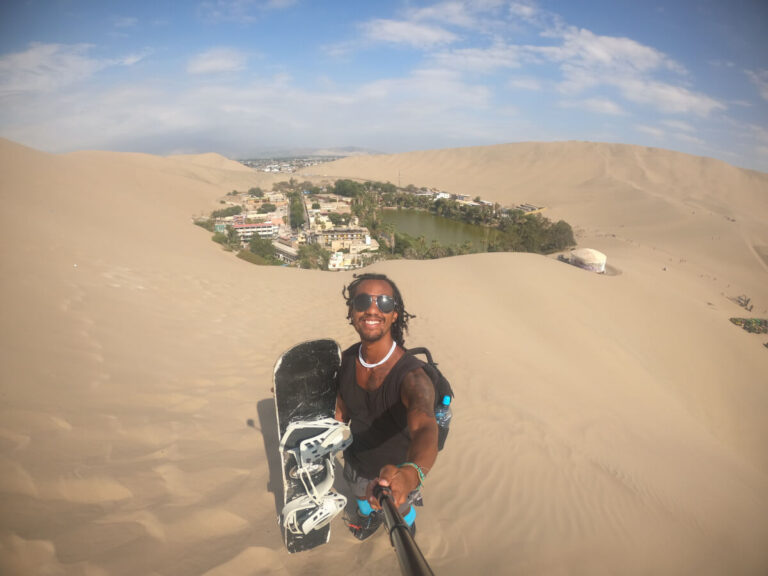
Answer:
[{"xmin": 1, "ymin": 137, "xmax": 768, "ymax": 575}]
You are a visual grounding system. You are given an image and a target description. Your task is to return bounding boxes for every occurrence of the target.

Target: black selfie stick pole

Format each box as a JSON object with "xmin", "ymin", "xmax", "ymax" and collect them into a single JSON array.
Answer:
[{"xmin": 373, "ymin": 485, "xmax": 435, "ymax": 576}]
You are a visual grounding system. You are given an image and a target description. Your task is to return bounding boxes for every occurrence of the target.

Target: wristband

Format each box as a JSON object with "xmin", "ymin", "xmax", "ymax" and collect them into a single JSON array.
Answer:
[{"xmin": 397, "ymin": 462, "xmax": 426, "ymax": 489}]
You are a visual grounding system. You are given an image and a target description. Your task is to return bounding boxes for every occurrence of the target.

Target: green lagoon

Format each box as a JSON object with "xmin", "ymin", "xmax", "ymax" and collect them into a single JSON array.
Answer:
[{"xmin": 380, "ymin": 209, "xmax": 499, "ymax": 250}]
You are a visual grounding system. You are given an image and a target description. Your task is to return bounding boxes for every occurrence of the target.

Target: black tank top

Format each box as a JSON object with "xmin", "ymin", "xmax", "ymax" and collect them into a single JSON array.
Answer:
[{"xmin": 339, "ymin": 343, "xmax": 425, "ymax": 479}]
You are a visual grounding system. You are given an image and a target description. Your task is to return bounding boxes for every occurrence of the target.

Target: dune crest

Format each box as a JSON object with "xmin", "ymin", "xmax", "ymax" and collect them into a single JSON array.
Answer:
[
  {"xmin": 1, "ymin": 139, "xmax": 767, "ymax": 575},
  {"xmin": 307, "ymin": 141, "xmax": 768, "ymax": 311}
]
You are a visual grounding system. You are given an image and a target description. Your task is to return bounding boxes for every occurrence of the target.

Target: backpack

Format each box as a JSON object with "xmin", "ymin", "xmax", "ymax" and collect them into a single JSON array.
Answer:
[{"xmin": 407, "ymin": 347, "xmax": 454, "ymax": 451}]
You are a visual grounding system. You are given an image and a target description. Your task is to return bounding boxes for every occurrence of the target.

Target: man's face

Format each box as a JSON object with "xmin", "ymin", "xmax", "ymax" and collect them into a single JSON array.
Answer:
[{"xmin": 349, "ymin": 279, "xmax": 398, "ymax": 343}]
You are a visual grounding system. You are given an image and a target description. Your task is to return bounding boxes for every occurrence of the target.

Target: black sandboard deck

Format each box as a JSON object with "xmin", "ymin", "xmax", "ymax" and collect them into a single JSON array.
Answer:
[{"xmin": 273, "ymin": 338, "xmax": 342, "ymax": 553}]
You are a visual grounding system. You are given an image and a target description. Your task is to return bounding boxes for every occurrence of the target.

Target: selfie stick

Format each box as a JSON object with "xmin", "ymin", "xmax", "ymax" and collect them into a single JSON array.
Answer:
[{"xmin": 373, "ymin": 485, "xmax": 435, "ymax": 576}]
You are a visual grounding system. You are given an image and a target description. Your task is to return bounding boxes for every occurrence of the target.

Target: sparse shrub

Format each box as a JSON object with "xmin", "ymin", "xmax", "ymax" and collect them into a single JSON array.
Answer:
[
  {"xmin": 211, "ymin": 205, "xmax": 242, "ymax": 219},
  {"xmin": 298, "ymin": 243, "xmax": 330, "ymax": 269},
  {"xmin": 194, "ymin": 219, "xmax": 214, "ymax": 232},
  {"xmin": 237, "ymin": 250, "xmax": 269, "ymax": 265}
]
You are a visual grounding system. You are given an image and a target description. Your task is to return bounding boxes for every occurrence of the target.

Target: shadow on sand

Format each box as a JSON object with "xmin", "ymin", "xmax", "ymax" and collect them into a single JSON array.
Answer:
[{"xmin": 255, "ymin": 398, "xmax": 284, "ymax": 517}]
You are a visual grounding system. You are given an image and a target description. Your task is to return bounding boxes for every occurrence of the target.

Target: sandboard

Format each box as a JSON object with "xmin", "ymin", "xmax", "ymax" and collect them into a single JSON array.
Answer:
[{"xmin": 273, "ymin": 338, "xmax": 344, "ymax": 553}]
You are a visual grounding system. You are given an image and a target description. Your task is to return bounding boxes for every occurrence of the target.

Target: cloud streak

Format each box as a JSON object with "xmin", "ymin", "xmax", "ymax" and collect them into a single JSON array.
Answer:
[
  {"xmin": 198, "ymin": 0, "xmax": 297, "ymax": 22},
  {"xmin": 0, "ymin": 43, "xmax": 145, "ymax": 97},
  {"xmin": 746, "ymin": 69, "xmax": 768, "ymax": 101},
  {"xmin": 187, "ymin": 47, "xmax": 249, "ymax": 74},
  {"xmin": 560, "ymin": 98, "xmax": 625, "ymax": 116},
  {"xmin": 360, "ymin": 19, "xmax": 458, "ymax": 49},
  {"xmin": 617, "ymin": 78, "xmax": 724, "ymax": 116}
]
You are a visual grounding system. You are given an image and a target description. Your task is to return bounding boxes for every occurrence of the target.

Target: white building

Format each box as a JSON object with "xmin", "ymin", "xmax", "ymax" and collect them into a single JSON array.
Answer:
[{"xmin": 234, "ymin": 222, "xmax": 280, "ymax": 243}]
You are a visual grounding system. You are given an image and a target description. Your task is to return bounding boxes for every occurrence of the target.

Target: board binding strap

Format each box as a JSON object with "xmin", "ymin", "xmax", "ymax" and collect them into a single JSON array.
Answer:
[
  {"xmin": 273, "ymin": 339, "xmax": 346, "ymax": 553},
  {"xmin": 279, "ymin": 418, "xmax": 351, "ymax": 538}
]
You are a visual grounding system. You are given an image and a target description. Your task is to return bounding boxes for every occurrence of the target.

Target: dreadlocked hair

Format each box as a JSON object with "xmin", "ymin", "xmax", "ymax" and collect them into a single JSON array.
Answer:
[{"xmin": 342, "ymin": 273, "xmax": 414, "ymax": 347}]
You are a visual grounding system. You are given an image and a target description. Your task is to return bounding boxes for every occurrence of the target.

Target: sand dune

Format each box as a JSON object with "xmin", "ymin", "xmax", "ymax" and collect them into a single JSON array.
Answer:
[{"xmin": 1, "ymin": 138, "xmax": 767, "ymax": 575}]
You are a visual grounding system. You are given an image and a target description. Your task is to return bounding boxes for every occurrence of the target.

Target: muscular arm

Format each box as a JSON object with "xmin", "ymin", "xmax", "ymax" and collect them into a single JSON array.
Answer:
[
  {"xmin": 401, "ymin": 367, "xmax": 438, "ymax": 476},
  {"xmin": 369, "ymin": 367, "xmax": 438, "ymax": 508}
]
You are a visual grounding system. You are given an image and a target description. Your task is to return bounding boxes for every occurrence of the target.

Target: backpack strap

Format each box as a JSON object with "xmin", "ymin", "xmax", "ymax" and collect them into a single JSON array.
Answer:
[
  {"xmin": 406, "ymin": 346, "xmax": 434, "ymax": 365},
  {"xmin": 406, "ymin": 347, "xmax": 455, "ymax": 400}
]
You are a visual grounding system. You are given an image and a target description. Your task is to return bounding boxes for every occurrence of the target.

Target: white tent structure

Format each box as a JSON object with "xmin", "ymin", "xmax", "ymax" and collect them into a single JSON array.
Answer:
[{"xmin": 570, "ymin": 248, "xmax": 607, "ymax": 273}]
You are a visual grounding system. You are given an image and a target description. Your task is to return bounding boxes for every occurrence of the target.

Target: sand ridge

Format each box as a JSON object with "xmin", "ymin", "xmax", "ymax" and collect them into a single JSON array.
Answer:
[{"xmin": 1, "ymin": 138, "xmax": 767, "ymax": 575}]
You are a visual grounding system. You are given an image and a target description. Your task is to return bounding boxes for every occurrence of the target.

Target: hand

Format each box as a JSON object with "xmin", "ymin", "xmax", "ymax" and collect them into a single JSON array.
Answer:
[{"xmin": 366, "ymin": 464, "xmax": 419, "ymax": 509}]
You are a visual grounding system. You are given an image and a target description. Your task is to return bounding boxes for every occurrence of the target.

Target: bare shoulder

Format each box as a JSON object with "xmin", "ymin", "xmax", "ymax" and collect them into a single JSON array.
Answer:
[{"xmin": 401, "ymin": 367, "xmax": 435, "ymax": 417}]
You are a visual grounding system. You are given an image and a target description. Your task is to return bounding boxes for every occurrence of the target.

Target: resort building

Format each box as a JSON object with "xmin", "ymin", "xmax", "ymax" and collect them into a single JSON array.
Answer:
[
  {"xmin": 234, "ymin": 221, "xmax": 280, "ymax": 243},
  {"xmin": 312, "ymin": 227, "xmax": 378, "ymax": 253}
]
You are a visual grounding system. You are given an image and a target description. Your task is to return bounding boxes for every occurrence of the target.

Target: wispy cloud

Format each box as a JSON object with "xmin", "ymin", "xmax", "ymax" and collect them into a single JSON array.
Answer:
[
  {"xmin": 0, "ymin": 43, "xmax": 143, "ymax": 97},
  {"xmin": 408, "ymin": 1, "xmax": 484, "ymax": 28},
  {"xmin": 617, "ymin": 78, "xmax": 724, "ymax": 115},
  {"xmin": 539, "ymin": 27, "xmax": 693, "ymax": 114},
  {"xmin": 708, "ymin": 59, "xmax": 735, "ymax": 69},
  {"xmin": 198, "ymin": 0, "xmax": 297, "ymax": 22},
  {"xmin": 407, "ymin": 0, "xmax": 514, "ymax": 31},
  {"xmin": 360, "ymin": 19, "xmax": 458, "ymax": 49},
  {"xmin": 119, "ymin": 50, "xmax": 152, "ymax": 66},
  {"xmin": 187, "ymin": 47, "xmax": 248, "ymax": 74},
  {"xmin": 509, "ymin": 1, "xmax": 539, "ymax": 20},
  {"xmin": 351, "ymin": 2, "xmax": 724, "ymax": 122},
  {"xmin": 636, "ymin": 121, "xmax": 705, "ymax": 146},
  {"xmin": 356, "ymin": 68, "xmax": 490, "ymax": 111},
  {"xmin": 560, "ymin": 97, "xmax": 625, "ymax": 116},
  {"xmin": 674, "ymin": 132, "xmax": 706, "ymax": 146},
  {"xmin": 431, "ymin": 42, "xmax": 522, "ymax": 73},
  {"xmin": 506, "ymin": 24, "xmax": 729, "ymax": 119},
  {"xmin": 507, "ymin": 76, "xmax": 542, "ymax": 90},
  {"xmin": 636, "ymin": 124, "xmax": 665, "ymax": 138},
  {"xmin": 746, "ymin": 69, "xmax": 768, "ymax": 101},
  {"xmin": 0, "ymin": 63, "xmax": 499, "ymax": 155},
  {"xmin": 112, "ymin": 16, "xmax": 138, "ymax": 29},
  {"xmin": 546, "ymin": 27, "xmax": 685, "ymax": 77},
  {"xmin": 660, "ymin": 119, "xmax": 695, "ymax": 132}
]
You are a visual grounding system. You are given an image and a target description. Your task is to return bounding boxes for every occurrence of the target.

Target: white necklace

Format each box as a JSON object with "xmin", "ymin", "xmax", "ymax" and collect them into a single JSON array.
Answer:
[{"xmin": 358, "ymin": 341, "xmax": 397, "ymax": 369}]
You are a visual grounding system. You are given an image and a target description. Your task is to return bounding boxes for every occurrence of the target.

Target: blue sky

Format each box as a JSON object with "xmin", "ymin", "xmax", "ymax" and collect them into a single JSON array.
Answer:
[{"xmin": 1, "ymin": 1, "xmax": 766, "ymax": 172}]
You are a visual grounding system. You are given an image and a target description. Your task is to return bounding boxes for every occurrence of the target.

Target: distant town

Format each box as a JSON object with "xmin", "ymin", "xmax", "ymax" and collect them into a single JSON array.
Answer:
[
  {"xmin": 207, "ymin": 184, "xmax": 375, "ymax": 270},
  {"xmin": 238, "ymin": 156, "xmax": 345, "ymax": 174},
  {"xmin": 194, "ymin": 157, "xmax": 563, "ymax": 271}
]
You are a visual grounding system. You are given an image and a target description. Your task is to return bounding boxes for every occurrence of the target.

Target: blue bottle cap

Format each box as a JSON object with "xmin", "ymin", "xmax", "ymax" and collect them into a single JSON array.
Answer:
[{"xmin": 441, "ymin": 395, "xmax": 451, "ymax": 406}]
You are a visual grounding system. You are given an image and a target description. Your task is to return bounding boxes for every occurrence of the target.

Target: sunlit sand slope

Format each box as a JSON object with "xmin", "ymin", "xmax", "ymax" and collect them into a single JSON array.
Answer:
[{"xmin": 1, "ymin": 138, "xmax": 766, "ymax": 575}]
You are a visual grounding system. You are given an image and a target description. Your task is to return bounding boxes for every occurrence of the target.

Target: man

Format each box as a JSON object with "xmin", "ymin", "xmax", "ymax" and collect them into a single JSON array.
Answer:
[{"xmin": 335, "ymin": 273, "xmax": 438, "ymax": 540}]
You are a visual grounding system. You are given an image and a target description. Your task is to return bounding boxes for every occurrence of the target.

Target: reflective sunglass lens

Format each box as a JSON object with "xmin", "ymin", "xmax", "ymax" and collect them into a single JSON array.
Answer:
[
  {"xmin": 376, "ymin": 295, "xmax": 395, "ymax": 313},
  {"xmin": 352, "ymin": 293, "xmax": 395, "ymax": 313},
  {"xmin": 352, "ymin": 294, "xmax": 372, "ymax": 311}
]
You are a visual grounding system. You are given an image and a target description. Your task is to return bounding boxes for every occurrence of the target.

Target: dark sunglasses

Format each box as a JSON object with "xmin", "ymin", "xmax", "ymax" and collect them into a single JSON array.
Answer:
[{"xmin": 351, "ymin": 293, "xmax": 396, "ymax": 313}]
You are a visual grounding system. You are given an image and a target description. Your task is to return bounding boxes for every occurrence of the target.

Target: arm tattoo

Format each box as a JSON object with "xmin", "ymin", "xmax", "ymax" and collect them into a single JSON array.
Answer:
[{"xmin": 402, "ymin": 369, "xmax": 435, "ymax": 418}]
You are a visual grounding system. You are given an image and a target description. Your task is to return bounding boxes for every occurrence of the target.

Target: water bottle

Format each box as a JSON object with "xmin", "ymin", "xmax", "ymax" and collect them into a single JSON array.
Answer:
[{"xmin": 435, "ymin": 395, "xmax": 452, "ymax": 450}]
